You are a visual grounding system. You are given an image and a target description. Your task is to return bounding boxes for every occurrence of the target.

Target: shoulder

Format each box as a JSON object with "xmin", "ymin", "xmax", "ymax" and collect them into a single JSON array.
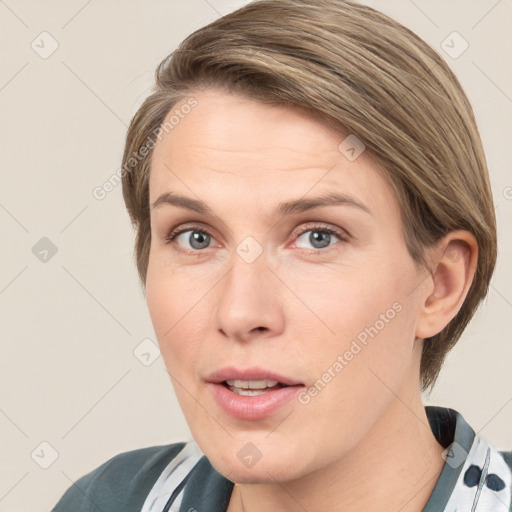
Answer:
[{"xmin": 50, "ymin": 442, "xmax": 187, "ymax": 512}]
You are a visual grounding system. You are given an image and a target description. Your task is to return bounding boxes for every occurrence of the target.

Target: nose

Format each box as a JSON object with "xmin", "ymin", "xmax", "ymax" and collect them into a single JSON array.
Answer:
[{"xmin": 212, "ymin": 248, "xmax": 285, "ymax": 343}]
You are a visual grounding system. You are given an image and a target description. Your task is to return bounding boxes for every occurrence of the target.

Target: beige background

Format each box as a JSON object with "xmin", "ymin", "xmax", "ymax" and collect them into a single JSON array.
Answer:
[{"xmin": 0, "ymin": 1, "xmax": 511, "ymax": 510}]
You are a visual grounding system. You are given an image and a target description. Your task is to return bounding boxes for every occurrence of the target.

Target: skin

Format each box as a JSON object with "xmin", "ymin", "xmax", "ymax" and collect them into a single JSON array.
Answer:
[{"xmin": 146, "ymin": 89, "xmax": 478, "ymax": 512}]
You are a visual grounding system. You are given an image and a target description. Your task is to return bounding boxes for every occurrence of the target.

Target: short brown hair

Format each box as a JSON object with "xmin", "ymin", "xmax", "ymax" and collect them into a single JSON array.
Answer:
[{"xmin": 121, "ymin": 0, "xmax": 497, "ymax": 392}]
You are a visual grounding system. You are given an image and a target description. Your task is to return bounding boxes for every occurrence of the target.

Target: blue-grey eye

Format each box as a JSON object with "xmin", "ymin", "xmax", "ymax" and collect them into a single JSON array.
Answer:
[
  {"xmin": 176, "ymin": 230, "xmax": 211, "ymax": 250},
  {"xmin": 296, "ymin": 229, "xmax": 340, "ymax": 250}
]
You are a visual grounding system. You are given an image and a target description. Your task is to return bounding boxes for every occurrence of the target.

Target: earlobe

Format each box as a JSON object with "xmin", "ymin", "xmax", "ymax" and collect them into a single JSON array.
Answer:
[{"xmin": 415, "ymin": 231, "xmax": 478, "ymax": 340}]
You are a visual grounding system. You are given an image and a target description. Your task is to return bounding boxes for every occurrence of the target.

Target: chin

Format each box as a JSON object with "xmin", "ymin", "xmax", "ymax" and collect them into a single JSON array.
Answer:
[{"xmin": 210, "ymin": 451, "xmax": 307, "ymax": 485}]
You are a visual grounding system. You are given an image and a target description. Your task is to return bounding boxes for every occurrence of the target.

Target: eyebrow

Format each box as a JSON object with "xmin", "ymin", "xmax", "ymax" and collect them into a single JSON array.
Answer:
[{"xmin": 151, "ymin": 191, "xmax": 372, "ymax": 216}]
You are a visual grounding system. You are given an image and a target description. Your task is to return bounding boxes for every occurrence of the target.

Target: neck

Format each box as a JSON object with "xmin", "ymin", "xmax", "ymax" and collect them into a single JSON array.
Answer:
[{"xmin": 227, "ymin": 365, "xmax": 445, "ymax": 512}]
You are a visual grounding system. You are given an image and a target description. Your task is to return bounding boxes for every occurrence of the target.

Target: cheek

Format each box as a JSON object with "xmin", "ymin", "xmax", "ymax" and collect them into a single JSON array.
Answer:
[
  {"xmin": 146, "ymin": 271, "xmax": 212, "ymax": 422},
  {"xmin": 284, "ymin": 256, "xmax": 416, "ymax": 341},
  {"xmin": 146, "ymin": 247, "xmax": 208, "ymax": 333},
  {"xmin": 146, "ymin": 261, "xmax": 206, "ymax": 371},
  {"xmin": 286, "ymin": 255, "xmax": 422, "ymax": 395},
  {"xmin": 291, "ymin": 277, "xmax": 420, "ymax": 458}
]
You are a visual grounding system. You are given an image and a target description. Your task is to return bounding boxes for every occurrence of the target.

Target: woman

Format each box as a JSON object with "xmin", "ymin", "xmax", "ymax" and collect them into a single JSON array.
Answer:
[{"xmin": 51, "ymin": 0, "xmax": 512, "ymax": 510}]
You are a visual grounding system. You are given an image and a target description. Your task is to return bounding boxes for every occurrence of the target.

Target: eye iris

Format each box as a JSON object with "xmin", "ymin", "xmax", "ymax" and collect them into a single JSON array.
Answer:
[
  {"xmin": 310, "ymin": 231, "xmax": 331, "ymax": 249},
  {"xmin": 189, "ymin": 231, "xmax": 210, "ymax": 249}
]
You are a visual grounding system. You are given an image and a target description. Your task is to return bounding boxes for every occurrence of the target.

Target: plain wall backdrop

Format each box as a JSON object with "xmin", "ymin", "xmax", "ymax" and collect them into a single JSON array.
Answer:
[{"xmin": 0, "ymin": 1, "xmax": 511, "ymax": 510}]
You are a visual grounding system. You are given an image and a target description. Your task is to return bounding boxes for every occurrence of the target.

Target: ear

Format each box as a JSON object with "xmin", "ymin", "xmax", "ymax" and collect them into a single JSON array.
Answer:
[{"xmin": 415, "ymin": 230, "xmax": 478, "ymax": 340}]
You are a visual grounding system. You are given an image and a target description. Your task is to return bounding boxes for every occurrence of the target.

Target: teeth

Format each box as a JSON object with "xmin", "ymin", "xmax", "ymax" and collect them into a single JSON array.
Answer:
[
  {"xmin": 230, "ymin": 388, "xmax": 271, "ymax": 396},
  {"xmin": 225, "ymin": 379, "xmax": 279, "ymax": 389}
]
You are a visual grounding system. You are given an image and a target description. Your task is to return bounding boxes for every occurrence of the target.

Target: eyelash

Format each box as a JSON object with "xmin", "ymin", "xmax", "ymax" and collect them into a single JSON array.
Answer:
[{"xmin": 164, "ymin": 223, "xmax": 349, "ymax": 257}]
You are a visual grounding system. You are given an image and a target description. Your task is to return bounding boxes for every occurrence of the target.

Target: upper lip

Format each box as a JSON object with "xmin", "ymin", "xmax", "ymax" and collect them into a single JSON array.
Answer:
[{"xmin": 206, "ymin": 366, "xmax": 304, "ymax": 386}]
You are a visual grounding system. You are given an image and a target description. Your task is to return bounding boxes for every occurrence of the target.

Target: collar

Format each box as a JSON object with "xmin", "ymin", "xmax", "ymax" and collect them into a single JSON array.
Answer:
[
  {"xmin": 423, "ymin": 405, "xmax": 511, "ymax": 511},
  {"xmin": 175, "ymin": 406, "xmax": 511, "ymax": 511}
]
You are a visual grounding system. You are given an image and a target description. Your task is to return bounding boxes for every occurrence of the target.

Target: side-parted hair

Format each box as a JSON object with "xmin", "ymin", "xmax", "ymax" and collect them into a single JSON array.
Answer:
[{"xmin": 121, "ymin": 0, "xmax": 497, "ymax": 392}]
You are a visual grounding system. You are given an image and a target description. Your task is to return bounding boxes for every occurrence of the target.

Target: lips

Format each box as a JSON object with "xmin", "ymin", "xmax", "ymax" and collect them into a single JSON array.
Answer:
[
  {"xmin": 206, "ymin": 367, "xmax": 305, "ymax": 420},
  {"xmin": 206, "ymin": 367, "xmax": 304, "ymax": 387}
]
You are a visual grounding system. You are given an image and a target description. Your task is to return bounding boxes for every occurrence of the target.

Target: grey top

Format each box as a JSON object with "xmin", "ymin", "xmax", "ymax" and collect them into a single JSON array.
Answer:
[{"xmin": 50, "ymin": 406, "xmax": 512, "ymax": 511}]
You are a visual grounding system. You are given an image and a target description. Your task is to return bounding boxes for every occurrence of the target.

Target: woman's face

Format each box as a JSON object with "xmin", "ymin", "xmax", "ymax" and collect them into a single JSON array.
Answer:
[{"xmin": 146, "ymin": 89, "xmax": 432, "ymax": 482}]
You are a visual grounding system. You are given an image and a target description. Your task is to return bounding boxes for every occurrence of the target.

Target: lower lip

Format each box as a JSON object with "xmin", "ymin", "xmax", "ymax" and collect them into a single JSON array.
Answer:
[{"xmin": 208, "ymin": 382, "xmax": 303, "ymax": 421}]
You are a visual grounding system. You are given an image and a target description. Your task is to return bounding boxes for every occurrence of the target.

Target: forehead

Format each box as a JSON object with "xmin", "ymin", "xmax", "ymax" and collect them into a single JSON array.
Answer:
[{"xmin": 149, "ymin": 89, "xmax": 397, "ymax": 216}]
